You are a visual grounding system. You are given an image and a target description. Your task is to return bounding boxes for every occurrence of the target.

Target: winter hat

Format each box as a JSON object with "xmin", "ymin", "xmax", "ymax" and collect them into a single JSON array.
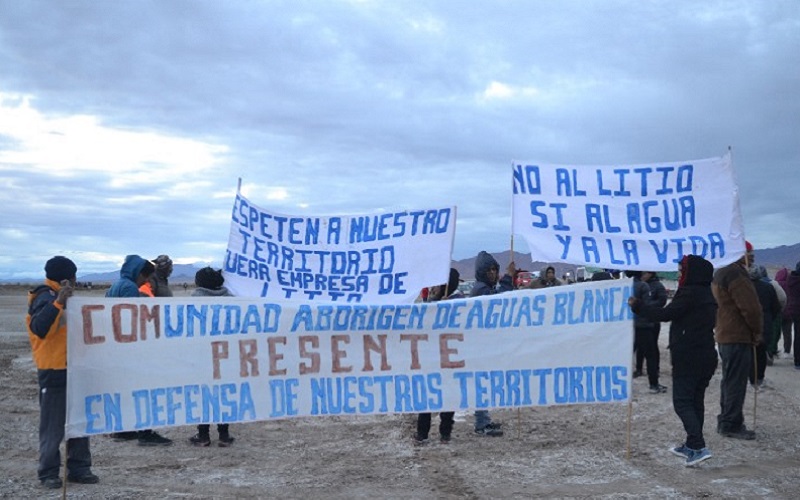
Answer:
[
  {"xmin": 749, "ymin": 264, "xmax": 767, "ymax": 280},
  {"xmin": 154, "ymin": 255, "xmax": 173, "ymax": 276},
  {"xmin": 45, "ymin": 256, "xmax": 77, "ymax": 282},
  {"xmin": 745, "ymin": 241, "xmax": 754, "ymax": 252},
  {"xmin": 195, "ymin": 267, "xmax": 224, "ymax": 290}
]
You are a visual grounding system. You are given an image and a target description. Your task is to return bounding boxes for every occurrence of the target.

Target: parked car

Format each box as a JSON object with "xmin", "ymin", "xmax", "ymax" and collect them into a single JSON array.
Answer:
[{"xmin": 514, "ymin": 271, "xmax": 537, "ymax": 288}]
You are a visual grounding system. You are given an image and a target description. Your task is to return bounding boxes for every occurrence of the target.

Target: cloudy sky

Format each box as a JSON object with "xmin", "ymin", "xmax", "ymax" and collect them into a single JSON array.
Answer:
[{"xmin": 1, "ymin": 0, "xmax": 798, "ymax": 279}]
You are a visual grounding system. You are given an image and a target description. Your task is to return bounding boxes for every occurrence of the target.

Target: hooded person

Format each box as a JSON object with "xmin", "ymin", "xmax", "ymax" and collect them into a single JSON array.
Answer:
[
  {"xmin": 188, "ymin": 267, "xmax": 236, "ymax": 446},
  {"xmin": 748, "ymin": 265, "xmax": 781, "ymax": 383},
  {"xmin": 469, "ymin": 251, "xmax": 516, "ymax": 437},
  {"xmin": 107, "ymin": 255, "xmax": 155, "ymax": 298},
  {"xmin": 629, "ymin": 255, "xmax": 718, "ymax": 466},
  {"xmin": 106, "ymin": 255, "xmax": 173, "ymax": 446},
  {"xmin": 536, "ymin": 265, "xmax": 562, "ymax": 287}
]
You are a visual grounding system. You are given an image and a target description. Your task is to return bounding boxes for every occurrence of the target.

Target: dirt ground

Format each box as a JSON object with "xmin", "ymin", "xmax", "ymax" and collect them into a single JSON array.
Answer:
[{"xmin": 2, "ymin": 286, "xmax": 800, "ymax": 499}]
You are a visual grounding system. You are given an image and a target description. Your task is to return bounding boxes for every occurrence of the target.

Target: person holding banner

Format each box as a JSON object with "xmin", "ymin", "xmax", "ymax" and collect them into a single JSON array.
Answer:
[
  {"xmin": 629, "ymin": 255, "xmax": 718, "ymax": 466},
  {"xmin": 188, "ymin": 267, "xmax": 236, "ymax": 447},
  {"xmin": 415, "ymin": 268, "xmax": 462, "ymax": 445},
  {"xmin": 627, "ymin": 271, "xmax": 666, "ymax": 394},
  {"xmin": 634, "ymin": 272, "xmax": 668, "ymax": 379},
  {"xmin": 469, "ymin": 251, "xmax": 515, "ymax": 437},
  {"xmin": 27, "ymin": 256, "xmax": 99, "ymax": 489},
  {"xmin": 713, "ymin": 242, "xmax": 762, "ymax": 440},
  {"xmin": 106, "ymin": 254, "xmax": 174, "ymax": 447}
]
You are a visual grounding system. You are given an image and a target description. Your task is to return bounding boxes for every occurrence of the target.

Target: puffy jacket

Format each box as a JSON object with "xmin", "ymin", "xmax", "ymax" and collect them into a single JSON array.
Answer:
[
  {"xmin": 27, "ymin": 280, "xmax": 68, "ymax": 371},
  {"xmin": 712, "ymin": 261, "xmax": 763, "ymax": 344},
  {"xmin": 106, "ymin": 255, "xmax": 148, "ymax": 298},
  {"xmin": 633, "ymin": 255, "xmax": 718, "ymax": 377}
]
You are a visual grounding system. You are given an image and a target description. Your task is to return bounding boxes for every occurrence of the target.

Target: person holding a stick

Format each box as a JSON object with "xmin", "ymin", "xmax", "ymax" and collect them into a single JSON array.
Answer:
[{"xmin": 712, "ymin": 241, "xmax": 762, "ymax": 440}]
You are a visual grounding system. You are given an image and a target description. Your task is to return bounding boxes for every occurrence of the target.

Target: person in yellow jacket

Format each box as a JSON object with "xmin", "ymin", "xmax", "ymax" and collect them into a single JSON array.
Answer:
[{"xmin": 27, "ymin": 256, "xmax": 99, "ymax": 489}]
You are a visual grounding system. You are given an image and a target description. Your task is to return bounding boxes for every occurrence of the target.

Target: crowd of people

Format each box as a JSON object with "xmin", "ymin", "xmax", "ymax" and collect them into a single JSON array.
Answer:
[
  {"xmin": 26, "ymin": 244, "xmax": 800, "ymax": 487},
  {"xmin": 26, "ymin": 254, "xmax": 235, "ymax": 489}
]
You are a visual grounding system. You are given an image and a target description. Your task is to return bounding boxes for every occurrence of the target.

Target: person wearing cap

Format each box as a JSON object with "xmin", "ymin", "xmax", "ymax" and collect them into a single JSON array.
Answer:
[
  {"xmin": 27, "ymin": 256, "xmax": 99, "ymax": 489},
  {"xmin": 712, "ymin": 241, "xmax": 763, "ymax": 440},
  {"xmin": 187, "ymin": 267, "xmax": 236, "ymax": 447},
  {"xmin": 107, "ymin": 255, "xmax": 173, "ymax": 446}
]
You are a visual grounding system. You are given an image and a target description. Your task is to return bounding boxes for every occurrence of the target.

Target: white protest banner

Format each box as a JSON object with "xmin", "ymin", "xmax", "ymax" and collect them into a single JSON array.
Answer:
[
  {"xmin": 65, "ymin": 280, "xmax": 633, "ymax": 439},
  {"xmin": 511, "ymin": 154, "xmax": 745, "ymax": 271},
  {"xmin": 223, "ymin": 193, "xmax": 455, "ymax": 303}
]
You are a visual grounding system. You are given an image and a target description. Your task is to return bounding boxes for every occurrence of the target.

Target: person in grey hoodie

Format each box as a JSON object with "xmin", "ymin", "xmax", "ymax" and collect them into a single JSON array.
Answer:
[
  {"xmin": 188, "ymin": 267, "xmax": 236, "ymax": 447},
  {"xmin": 468, "ymin": 251, "xmax": 516, "ymax": 437}
]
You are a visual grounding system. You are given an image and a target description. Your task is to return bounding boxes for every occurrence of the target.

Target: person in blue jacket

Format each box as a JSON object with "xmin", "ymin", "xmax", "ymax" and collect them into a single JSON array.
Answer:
[{"xmin": 106, "ymin": 255, "xmax": 173, "ymax": 447}]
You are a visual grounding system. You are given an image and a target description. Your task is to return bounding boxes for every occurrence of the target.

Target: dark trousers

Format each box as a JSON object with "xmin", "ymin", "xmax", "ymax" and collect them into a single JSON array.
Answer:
[
  {"xmin": 197, "ymin": 424, "xmax": 230, "ymax": 436},
  {"xmin": 780, "ymin": 317, "xmax": 800, "ymax": 359},
  {"xmin": 717, "ymin": 343, "xmax": 752, "ymax": 432},
  {"xmin": 672, "ymin": 360, "xmax": 716, "ymax": 450},
  {"xmin": 38, "ymin": 379, "xmax": 92, "ymax": 480},
  {"xmin": 635, "ymin": 327, "xmax": 660, "ymax": 386},
  {"xmin": 636, "ymin": 324, "xmax": 661, "ymax": 374},
  {"xmin": 749, "ymin": 342, "xmax": 767, "ymax": 385},
  {"xmin": 417, "ymin": 412, "xmax": 454, "ymax": 439}
]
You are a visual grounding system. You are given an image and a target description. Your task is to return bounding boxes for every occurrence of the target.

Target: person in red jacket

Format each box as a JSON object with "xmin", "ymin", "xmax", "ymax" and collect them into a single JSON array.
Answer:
[{"xmin": 27, "ymin": 256, "xmax": 99, "ymax": 489}]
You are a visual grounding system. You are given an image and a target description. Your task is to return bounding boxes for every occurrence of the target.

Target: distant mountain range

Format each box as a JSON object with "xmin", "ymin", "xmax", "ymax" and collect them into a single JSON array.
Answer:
[{"xmin": 4, "ymin": 243, "xmax": 799, "ymax": 285}]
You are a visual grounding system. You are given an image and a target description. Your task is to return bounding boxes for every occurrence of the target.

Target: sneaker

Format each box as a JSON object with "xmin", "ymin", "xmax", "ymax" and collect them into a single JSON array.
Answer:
[
  {"xmin": 440, "ymin": 434, "xmax": 451, "ymax": 444},
  {"xmin": 40, "ymin": 477, "xmax": 62, "ymax": 489},
  {"xmin": 413, "ymin": 434, "xmax": 428, "ymax": 445},
  {"xmin": 218, "ymin": 433, "xmax": 235, "ymax": 447},
  {"xmin": 649, "ymin": 384, "xmax": 668, "ymax": 394},
  {"xmin": 67, "ymin": 472, "xmax": 99, "ymax": 484},
  {"xmin": 632, "ymin": 370, "xmax": 643, "ymax": 378},
  {"xmin": 475, "ymin": 426, "xmax": 504, "ymax": 437},
  {"xmin": 685, "ymin": 447, "xmax": 713, "ymax": 466},
  {"xmin": 189, "ymin": 433, "xmax": 211, "ymax": 447},
  {"xmin": 669, "ymin": 444, "xmax": 691, "ymax": 459},
  {"xmin": 138, "ymin": 431, "xmax": 173, "ymax": 447},
  {"xmin": 794, "ymin": 364, "xmax": 800, "ymax": 370},
  {"xmin": 111, "ymin": 431, "xmax": 139, "ymax": 442},
  {"xmin": 719, "ymin": 426, "xmax": 756, "ymax": 440}
]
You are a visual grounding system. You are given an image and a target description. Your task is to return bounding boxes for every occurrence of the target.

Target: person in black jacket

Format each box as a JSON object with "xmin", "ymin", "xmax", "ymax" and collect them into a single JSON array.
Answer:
[
  {"xmin": 626, "ymin": 271, "xmax": 665, "ymax": 394},
  {"xmin": 748, "ymin": 265, "xmax": 781, "ymax": 388},
  {"xmin": 628, "ymin": 255, "xmax": 718, "ymax": 467},
  {"xmin": 635, "ymin": 272, "xmax": 669, "ymax": 378}
]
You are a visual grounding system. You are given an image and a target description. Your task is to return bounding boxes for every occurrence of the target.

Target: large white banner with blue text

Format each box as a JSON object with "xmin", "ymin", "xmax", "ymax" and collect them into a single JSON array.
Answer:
[
  {"xmin": 223, "ymin": 193, "xmax": 455, "ymax": 303},
  {"xmin": 511, "ymin": 154, "xmax": 745, "ymax": 271},
  {"xmin": 65, "ymin": 280, "xmax": 633, "ymax": 439}
]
